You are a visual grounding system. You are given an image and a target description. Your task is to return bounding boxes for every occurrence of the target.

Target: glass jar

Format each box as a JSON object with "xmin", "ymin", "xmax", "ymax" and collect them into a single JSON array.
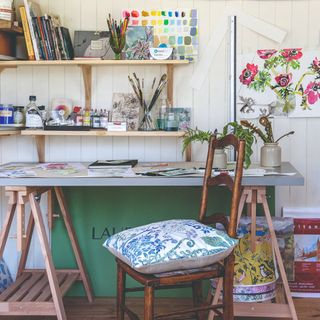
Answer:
[
  {"xmin": 260, "ymin": 143, "xmax": 281, "ymax": 167},
  {"xmin": 13, "ymin": 106, "xmax": 25, "ymax": 126}
]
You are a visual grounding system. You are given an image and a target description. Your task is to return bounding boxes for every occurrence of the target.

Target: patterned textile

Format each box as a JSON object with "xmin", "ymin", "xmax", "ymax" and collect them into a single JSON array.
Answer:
[
  {"xmin": 0, "ymin": 259, "xmax": 12, "ymax": 293},
  {"xmin": 103, "ymin": 219, "xmax": 238, "ymax": 274}
]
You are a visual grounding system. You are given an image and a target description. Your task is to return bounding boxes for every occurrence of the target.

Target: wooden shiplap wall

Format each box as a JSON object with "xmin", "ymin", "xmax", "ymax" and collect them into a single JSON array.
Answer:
[{"xmin": 1, "ymin": 0, "xmax": 319, "ymax": 276}]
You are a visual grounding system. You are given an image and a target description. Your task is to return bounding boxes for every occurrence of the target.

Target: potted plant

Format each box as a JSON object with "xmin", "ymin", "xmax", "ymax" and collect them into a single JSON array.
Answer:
[
  {"xmin": 240, "ymin": 116, "xmax": 294, "ymax": 167},
  {"xmin": 182, "ymin": 122, "xmax": 255, "ymax": 169}
]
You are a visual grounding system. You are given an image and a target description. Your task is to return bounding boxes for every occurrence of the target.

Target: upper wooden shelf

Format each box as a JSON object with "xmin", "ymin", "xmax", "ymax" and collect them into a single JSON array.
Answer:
[
  {"xmin": 21, "ymin": 130, "xmax": 186, "ymax": 137},
  {"xmin": 0, "ymin": 59, "xmax": 189, "ymax": 67}
]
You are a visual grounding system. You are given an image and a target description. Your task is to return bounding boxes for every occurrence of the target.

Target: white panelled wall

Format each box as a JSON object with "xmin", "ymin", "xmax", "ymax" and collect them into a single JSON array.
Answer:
[{"xmin": 1, "ymin": 0, "xmax": 319, "ymax": 276}]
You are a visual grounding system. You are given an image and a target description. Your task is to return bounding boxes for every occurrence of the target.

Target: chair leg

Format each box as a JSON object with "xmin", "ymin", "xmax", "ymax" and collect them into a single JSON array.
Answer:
[
  {"xmin": 192, "ymin": 280, "xmax": 206, "ymax": 320},
  {"xmin": 223, "ymin": 254, "xmax": 235, "ymax": 320},
  {"xmin": 117, "ymin": 262, "xmax": 126, "ymax": 320},
  {"xmin": 144, "ymin": 285, "xmax": 154, "ymax": 320}
]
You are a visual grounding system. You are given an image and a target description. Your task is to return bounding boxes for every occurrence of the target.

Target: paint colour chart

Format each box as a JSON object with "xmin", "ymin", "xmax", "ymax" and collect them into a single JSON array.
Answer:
[{"xmin": 123, "ymin": 9, "xmax": 198, "ymax": 61}]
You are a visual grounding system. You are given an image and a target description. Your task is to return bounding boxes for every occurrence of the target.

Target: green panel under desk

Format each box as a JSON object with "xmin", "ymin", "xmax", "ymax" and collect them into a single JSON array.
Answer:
[{"xmin": 52, "ymin": 186, "xmax": 275, "ymax": 297}]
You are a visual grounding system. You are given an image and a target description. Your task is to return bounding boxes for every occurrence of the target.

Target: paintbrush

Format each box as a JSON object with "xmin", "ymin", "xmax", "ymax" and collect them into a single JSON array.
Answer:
[
  {"xmin": 147, "ymin": 74, "xmax": 167, "ymax": 112},
  {"xmin": 128, "ymin": 75, "xmax": 141, "ymax": 102}
]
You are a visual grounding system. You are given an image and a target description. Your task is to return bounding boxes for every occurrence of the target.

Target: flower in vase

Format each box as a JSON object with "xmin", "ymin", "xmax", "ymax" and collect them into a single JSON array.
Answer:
[
  {"xmin": 257, "ymin": 49, "xmax": 277, "ymax": 59},
  {"xmin": 239, "ymin": 63, "xmax": 258, "ymax": 85},
  {"xmin": 239, "ymin": 48, "xmax": 320, "ymax": 113},
  {"xmin": 281, "ymin": 48, "xmax": 303, "ymax": 61},
  {"xmin": 275, "ymin": 73, "xmax": 292, "ymax": 87}
]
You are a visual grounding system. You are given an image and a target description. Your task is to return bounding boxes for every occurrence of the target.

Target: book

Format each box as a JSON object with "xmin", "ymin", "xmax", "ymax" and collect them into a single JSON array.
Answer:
[
  {"xmin": 37, "ymin": 16, "xmax": 49, "ymax": 59},
  {"xmin": 31, "ymin": 16, "xmax": 44, "ymax": 59},
  {"xmin": 19, "ymin": 6, "xmax": 35, "ymax": 60},
  {"xmin": 47, "ymin": 15, "xmax": 61, "ymax": 60},
  {"xmin": 23, "ymin": 0, "xmax": 41, "ymax": 60},
  {"xmin": 88, "ymin": 160, "xmax": 138, "ymax": 169},
  {"xmin": 60, "ymin": 27, "xmax": 74, "ymax": 59}
]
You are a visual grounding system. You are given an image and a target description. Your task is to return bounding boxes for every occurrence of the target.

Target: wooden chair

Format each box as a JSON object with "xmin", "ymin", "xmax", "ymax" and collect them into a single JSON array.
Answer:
[{"xmin": 115, "ymin": 134, "xmax": 245, "ymax": 320}]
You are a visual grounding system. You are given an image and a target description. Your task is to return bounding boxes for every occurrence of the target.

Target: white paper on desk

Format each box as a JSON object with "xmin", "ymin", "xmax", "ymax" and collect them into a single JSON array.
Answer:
[
  {"xmin": 0, "ymin": 169, "xmax": 36, "ymax": 177},
  {"xmin": 264, "ymin": 172, "xmax": 296, "ymax": 176},
  {"xmin": 88, "ymin": 167, "xmax": 135, "ymax": 177}
]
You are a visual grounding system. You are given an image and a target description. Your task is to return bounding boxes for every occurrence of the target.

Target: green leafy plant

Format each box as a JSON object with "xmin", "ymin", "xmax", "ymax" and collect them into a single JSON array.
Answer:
[
  {"xmin": 240, "ymin": 116, "xmax": 294, "ymax": 143},
  {"xmin": 182, "ymin": 122, "xmax": 255, "ymax": 169}
]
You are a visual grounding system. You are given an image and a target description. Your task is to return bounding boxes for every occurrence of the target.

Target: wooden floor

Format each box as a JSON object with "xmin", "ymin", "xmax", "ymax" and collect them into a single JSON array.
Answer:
[{"xmin": 6, "ymin": 297, "xmax": 320, "ymax": 320}]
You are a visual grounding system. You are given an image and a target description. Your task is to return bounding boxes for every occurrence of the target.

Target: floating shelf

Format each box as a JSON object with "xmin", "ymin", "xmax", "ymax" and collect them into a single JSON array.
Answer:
[
  {"xmin": 21, "ymin": 130, "xmax": 186, "ymax": 137},
  {"xmin": 0, "ymin": 129, "xmax": 20, "ymax": 136},
  {"xmin": 0, "ymin": 59, "xmax": 189, "ymax": 67}
]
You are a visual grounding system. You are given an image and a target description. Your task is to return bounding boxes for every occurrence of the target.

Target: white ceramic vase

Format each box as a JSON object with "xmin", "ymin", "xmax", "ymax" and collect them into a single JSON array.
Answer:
[
  {"xmin": 260, "ymin": 143, "xmax": 281, "ymax": 167},
  {"xmin": 213, "ymin": 148, "xmax": 227, "ymax": 169}
]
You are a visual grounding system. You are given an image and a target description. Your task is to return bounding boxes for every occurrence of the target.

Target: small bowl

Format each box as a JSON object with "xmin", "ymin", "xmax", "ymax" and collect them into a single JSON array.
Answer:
[{"xmin": 149, "ymin": 47, "xmax": 173, "ymax": 60}]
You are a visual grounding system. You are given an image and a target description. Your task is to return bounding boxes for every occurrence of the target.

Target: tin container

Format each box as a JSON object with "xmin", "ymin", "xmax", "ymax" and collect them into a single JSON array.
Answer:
[{"xmin": 0, "ymin": 104, "xmax": 14, "ymax": 125}]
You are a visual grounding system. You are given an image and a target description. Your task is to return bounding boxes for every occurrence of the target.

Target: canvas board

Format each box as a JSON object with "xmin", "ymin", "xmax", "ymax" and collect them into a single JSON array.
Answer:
[
  {"xmin": 111, "ymin": 93, "xmax": 140, "ymax": 131},
  {"xmin": 123, "ymin": 9, "xmax": 198, "ymax": 61}
]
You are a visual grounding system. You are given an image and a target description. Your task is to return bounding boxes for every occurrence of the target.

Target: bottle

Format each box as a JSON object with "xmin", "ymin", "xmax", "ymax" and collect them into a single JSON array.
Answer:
[
  {"xmin": 83, "ymin": 109, "xmax": 91, "ymax": 127},
  {"xmin": 75, "ymin": 107, "xmax": 83, "ymax": 126},
  {"xmin": 25, "ymin": 96, "xmax": 43, "ymax": 128},
  {"xmin": 100, "ymin": 109, "xmax": 108, "ymax": 128},
  {"xmin": 93, "ymin": 109, "xmax": 100, "ymax": 128}
]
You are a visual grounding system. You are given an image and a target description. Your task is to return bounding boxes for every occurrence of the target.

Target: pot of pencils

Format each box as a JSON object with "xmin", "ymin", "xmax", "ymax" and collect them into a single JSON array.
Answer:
[{"xmin": 107, "ymin": 14, "xmax": 129, "ymax": 60}]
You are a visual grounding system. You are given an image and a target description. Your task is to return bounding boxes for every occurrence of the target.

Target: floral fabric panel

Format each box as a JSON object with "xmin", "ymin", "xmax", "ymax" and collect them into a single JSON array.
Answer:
[
  {"xmin": 103, "ymin": 219, "xmax": 237, "ymax": 274},
  {"xmin": 0, "ymin": 259, "xmax": 12, "ymax": 293}
]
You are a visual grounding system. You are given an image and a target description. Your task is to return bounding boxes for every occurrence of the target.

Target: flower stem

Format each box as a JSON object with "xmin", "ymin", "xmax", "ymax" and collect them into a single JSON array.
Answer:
[{"xmin": 294, "ymin": 71, "xmax": 315, "ymax": 91}]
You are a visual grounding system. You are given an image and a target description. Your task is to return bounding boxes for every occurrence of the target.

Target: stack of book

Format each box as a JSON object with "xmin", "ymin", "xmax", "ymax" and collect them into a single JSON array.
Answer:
[{"xmin": 20, "ymin": 0, "xmax": 73, "ymax": 60}]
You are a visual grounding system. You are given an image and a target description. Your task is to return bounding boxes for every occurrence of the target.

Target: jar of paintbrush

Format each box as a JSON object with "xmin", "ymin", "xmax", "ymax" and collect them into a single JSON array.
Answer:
[{"xmin": 128, "ymin": 73, "xmax": 167, "ymax": 131}]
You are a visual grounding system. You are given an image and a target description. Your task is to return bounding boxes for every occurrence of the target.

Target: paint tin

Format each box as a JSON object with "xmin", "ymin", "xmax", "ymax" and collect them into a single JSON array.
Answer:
[{"xmin": 0, "ymin": 104, "xmax": 14, "ymax": 125}]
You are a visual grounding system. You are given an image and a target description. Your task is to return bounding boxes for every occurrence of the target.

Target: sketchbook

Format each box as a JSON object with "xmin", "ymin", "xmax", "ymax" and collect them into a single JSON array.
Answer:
[{"xmin": 88, "ymin": 160, "xmax": 138, "ymax": 169}]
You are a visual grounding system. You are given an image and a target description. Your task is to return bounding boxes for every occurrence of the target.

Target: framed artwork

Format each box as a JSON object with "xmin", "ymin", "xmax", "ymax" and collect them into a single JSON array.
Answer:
[{"xmin": 74, "ymin": 31, "xmax": 114, "ymax": 59}]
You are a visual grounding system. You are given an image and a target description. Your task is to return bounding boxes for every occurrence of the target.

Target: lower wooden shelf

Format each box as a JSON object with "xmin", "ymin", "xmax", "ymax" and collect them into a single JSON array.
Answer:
[
  {"xmin": 0, "ymin": 130, "xmax": 20, "ymax": 136},
  {"xmin": 0, "ymin": 270, "xmax": 80, "ymax": 316},
  {"xmin": 21, "ymin": 129, "xmax": 186, "ymax": 137}
]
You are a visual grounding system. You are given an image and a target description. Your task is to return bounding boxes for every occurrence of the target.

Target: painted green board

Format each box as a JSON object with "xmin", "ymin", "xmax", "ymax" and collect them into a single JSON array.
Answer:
[{"xmin": 52, "ymin": 186, "xmax": 274, "ymax": 297}]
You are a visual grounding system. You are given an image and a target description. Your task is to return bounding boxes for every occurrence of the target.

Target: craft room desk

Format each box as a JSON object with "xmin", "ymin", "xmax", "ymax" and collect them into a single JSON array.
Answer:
[{"xmin": 0, "ymin": 162, "xmax": 304, "ymax": 320}]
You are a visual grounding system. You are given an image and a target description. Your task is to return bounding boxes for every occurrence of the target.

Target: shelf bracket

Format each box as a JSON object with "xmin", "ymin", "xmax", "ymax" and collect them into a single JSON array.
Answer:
[
  {"xmin": 35, "ymin": 135, "xmax": 45, "ymax": 163},
  {"xmin": 166, "ymin": 64, "xmax": 174, "ymax": 106},
  {"xmin": 80, "ymin": 65, "xmax": 92, "ymax": 111}
]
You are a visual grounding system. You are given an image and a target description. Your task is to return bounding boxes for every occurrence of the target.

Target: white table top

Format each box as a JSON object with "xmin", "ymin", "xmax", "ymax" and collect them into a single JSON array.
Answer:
[{"xmin": 0, "ymin": 162, "xmax": 304, "ymax": 187}]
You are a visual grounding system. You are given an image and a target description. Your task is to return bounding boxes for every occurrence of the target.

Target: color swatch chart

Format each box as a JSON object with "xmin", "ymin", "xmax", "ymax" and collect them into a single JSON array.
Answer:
[{"xmin": 123, "ymin": 9, "xmax": 198, "ymax": 61}]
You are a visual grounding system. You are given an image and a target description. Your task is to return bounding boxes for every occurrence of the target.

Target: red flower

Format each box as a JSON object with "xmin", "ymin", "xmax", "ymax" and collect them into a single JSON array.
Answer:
[
  {"xmin": 257, "ymin": 49, "xmax": 277, "ymax": 59},
  {"xmin": 304, "ymin": 81, "xmax": 320, "ymax": 104},
  {"xmin": 239, "ymin": 63, "xmax": 258, "ymax": 85},
  {"xmin": 281, "ymin": 48, "xmax": 303, "ymax": 61},
  {"xmin": 275, "ymin": 73, "xmax": 292, "ymax": 87},
  {"xmin": 312, "ymin": 57, "xmax": 320, "ymax": 72}
]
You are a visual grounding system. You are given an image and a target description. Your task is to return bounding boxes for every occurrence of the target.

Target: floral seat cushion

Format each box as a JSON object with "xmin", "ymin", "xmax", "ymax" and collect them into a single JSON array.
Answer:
[{"xmin": 103, "ymin": 219, "xmax": 238, "ymax": 274}]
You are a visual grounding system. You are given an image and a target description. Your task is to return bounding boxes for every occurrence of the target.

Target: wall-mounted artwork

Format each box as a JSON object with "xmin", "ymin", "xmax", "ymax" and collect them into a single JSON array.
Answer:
[
  {"xmin": 237, "ymin": 49, "xmax": 320, "ymax": 118},
  {"xmin": 74, "ymin": 31, "xmax": 114, "ymax": 59},
  {"xmin": 125, "ymin": 26, "xmax": 154, "ymax": 60},
  {"xmin": 123, "ymin": 9, "xmax": 198, "ymax": 61}
]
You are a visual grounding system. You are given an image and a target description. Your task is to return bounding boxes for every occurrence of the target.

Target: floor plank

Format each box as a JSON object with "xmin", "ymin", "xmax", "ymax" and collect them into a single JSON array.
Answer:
[{"xmin": 5, "ymin": 297, "xmax": 320, "ymax": 319}]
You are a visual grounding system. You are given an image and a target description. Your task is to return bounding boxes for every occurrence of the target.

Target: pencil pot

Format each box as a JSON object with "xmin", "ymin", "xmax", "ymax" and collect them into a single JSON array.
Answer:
[{"xmin": 109, "ymin": 36, "xmax": 126, "ymax": 60}]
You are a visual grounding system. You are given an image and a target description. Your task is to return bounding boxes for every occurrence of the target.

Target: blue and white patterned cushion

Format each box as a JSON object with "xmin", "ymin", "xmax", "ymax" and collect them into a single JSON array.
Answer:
[
  {"xmin": 103, "ymin": 219, "xmax": 238, "ymax": 274},
  {"xmin": 0, "ymin": 258, "xmax": 12, "ymax": 293}
]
